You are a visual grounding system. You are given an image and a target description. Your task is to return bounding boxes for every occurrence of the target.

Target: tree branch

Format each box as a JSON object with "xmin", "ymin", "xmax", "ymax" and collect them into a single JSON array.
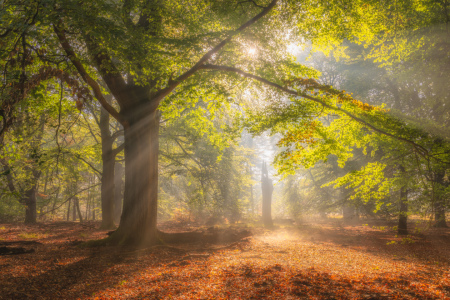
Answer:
[
  {"xmin": 200, "ymin": 64, "xmax": 430, "ymax": 157},
  {"xmin": 83, "ymin": 34, "xmax": 129, "ymax": 109},
  {"xmin": 53, "ymin": 24, "xmax": 126, "ymax": 126},
  {"xmin": 59, "ymin": 150, "xmax": 102, "ymax": 176},
  {"xmin": 112, "ymin": 143, "xmax": 125, "ymax": 157},
  {"xmin": 150, "ymin": 0, "xmax": 278, "ymax": 104}
]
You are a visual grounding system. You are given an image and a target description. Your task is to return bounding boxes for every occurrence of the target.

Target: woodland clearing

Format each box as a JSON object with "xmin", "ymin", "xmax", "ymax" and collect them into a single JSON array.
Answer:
[{"xmin": 0, "ymin": 219, "xmax": 449, "ymax": 299}]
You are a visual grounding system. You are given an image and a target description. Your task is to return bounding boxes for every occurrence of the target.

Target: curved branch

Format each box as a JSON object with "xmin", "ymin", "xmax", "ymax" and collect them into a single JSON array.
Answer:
[
  {"xmin": 39, "ymin": 183, "xmax": 101, "ymax": 216},
  {"xmin": 112, "ymin": 143, "xmax": 125, "ymax": 157},
  {"xmin": 53, "ymin": 24, "xmax": 126, "ymax": 126},
  {"xmin": 58, "ymin": 150, "xmax": 102, "ymax": 176},
  {"xmin": 200, "ymin": 64, "xmax": 429, "ymax": 157},
  {"xmin": 151, "ymin": 0, "xmax": 278, "ymax": 103}
]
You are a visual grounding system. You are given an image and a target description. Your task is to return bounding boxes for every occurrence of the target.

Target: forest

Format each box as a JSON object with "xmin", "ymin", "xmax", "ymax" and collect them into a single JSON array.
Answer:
[{"xmin": 0, "ymin": 0, "xmax": 449, "ymax": 299}]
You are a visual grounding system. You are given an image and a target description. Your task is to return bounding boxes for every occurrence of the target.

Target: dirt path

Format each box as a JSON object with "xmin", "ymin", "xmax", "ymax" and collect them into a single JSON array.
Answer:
[{"xmin": 0, "ymin": 221, "xmax": 449, "ymax": 299}]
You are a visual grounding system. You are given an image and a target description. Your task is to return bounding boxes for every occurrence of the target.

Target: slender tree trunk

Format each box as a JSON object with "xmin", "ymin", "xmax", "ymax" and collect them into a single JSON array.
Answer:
[
  {"xmin": 114, "ymin": 161, "xmax": 124, "ymax": 224},
  {"xmin": 75, "ymin": 197, "xmax": 83, "ymax": 222},
  {"xmin": 92, "ymin": 176, "xmax": 96, "ymax": 221},
  {"xmin": 52, "ymin": 187, "xmax": 59, "ymax": 220},
  {"xmin": 398, "ymin": 166, "xmax": 408, "ymax": 235},
  {"xmin": 72, "ymin": 198, "xmax": 77, "ymax": 221},
  {"xmin": 433, "ymin": 169, "xmax": 448, "ymax": 227},
  {"xmin": 67, "ymin": 200, "xmax": 71, "ymax": 221},
  {"xmin": 250, "ymin": 184, "xmax": 253, "ymax": 214},
  {"xmin": 100, "ymin": 106, "xmax": 116, "ymax": 229},
  {"xmin": 261, "ymin": 161, "xmax": 273, "ymax": 228},
  {"xmin": 86, "ymin": 176, "xmax": 90, "ymax": 220},
  {"xmin": 111, "ymin": 106, "xmax": 160, "ymax": 245}
]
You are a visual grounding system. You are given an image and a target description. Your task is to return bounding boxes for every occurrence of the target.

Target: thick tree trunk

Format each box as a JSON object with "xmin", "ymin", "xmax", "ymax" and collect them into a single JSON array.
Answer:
[
  {"xmin": 110, "ymin": 106, "xmax": 160, "ymax": 245},
  {"xmin": 24, "ymin": 186, "xmax": 37, "ymax": 224},
  {"xmin": 114, "ymin": 161, "xmax": 124, "ymax": 224},
  {"xmin": 100, "ymin": 107, "xmax": 116, "ymax": 229},
  {"xmin": 434, "ymin": 169, "xmax": 448, "ymax": 228},
  {"xmin": 398, "ymin": 185, "xmax": 408, "ymax": 235}
]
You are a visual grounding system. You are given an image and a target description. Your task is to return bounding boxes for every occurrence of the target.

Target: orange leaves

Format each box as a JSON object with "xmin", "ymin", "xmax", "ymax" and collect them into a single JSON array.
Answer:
[
  {"xmin": 289, "ymin": 77, "xmax": 386, "ymax": 112},
  {"xmin": 0, "ymin": 222, "xmax": 448, "ymax": 299},
  {"xmin": 277, "ymin": 121, "xmax": 318, "ymax": 148}
]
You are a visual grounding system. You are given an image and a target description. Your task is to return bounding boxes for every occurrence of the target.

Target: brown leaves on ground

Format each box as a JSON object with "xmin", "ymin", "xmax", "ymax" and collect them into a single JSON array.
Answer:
[{"xmin": 0, "ymin": 220, "xmax": 449, "ymax": 299}]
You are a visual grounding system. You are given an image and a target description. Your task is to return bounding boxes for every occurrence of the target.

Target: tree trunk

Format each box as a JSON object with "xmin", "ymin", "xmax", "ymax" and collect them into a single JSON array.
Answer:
[
  {"xmin": 67, "ymin": 200, "xmax": 71, "ymax": 221},
  {"xmin": 75, "ymin": 197, "xmax": 83, "ymax": 222},
  {"xmin": 114, "ymin": 161, "xmax": 124, "ymax": 225},
  {"xmin": 398, "ymin": 184, "xmax": 408, "ymax": 235},
  {"xmin": 250, "ymin": 184, "xmax": 253, "ymax": 214},
  {"xmin": 24, "ymin": 186, "xmax": 37, "ymax": 224},
  {"xmin": 110, "ymin": 106, "xmax": 160, "ymax": 245},
  {"xmin": 100, "ymin": 106, "xmax": 116, "ymax": 229},
  {"xmin": 92, "ymin": 176, "xmax": 96, "ymax": 221},
  {"xmin": 261, "ymin": 161, "xmax": 273, "ymax": 228},
  {"xmin": 434, "ymin": 169, "xmax": 448, "ymax": 228},
  {"xmin": 72, "ymin": 197, "xmax": 77, "ymax": 221},
  {"xmin": 16, "ymin": 116, "xmax": 45, "ymax": 224},
  {"xmin": 86, "ymin": 176, "xmax": 90, "ymax": 220}
]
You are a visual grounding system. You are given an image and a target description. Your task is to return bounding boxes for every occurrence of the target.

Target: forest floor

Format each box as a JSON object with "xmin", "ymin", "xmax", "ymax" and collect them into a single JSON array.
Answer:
[{"xmin": 0, "ymin": 219, "xmax": 449, "ymax": 299}]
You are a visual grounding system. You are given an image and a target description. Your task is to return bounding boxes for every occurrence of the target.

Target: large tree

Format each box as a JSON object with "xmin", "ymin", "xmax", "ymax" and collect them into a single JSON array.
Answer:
[{"xmin": 2, "ymin": 0, "xmax": 447, "ymax": 245}]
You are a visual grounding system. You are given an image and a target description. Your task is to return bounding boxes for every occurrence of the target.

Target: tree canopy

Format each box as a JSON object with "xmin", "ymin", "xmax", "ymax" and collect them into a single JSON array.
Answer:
[{"xmin": 1, "ymin": 0, "xmax": 448, "ymax": 243}]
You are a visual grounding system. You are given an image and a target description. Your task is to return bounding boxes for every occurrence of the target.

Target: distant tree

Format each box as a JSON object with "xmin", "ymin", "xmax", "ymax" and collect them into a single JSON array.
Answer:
[{"xmin": 261, "ymin": 161, "xmax": 274, "ymax": 228}]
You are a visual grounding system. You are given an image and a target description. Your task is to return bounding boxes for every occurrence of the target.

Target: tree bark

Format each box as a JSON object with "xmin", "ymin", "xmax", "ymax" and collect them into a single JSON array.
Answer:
[
  {"xmin": 24, "ymin": 186, "xmax": 37, "ymax": 224},
  {"xmin": 398, "ymin": 166, "xmax": 408, "ymax": 235},
  {"xmin": 114, "ymin": 161, "xmax": 124, "ymax": 224},
  {"xmin": 110, "ymin": 106, "xmax": 160, "ymax": 245},
  {"xmin": 21, "ymin": 116, "xmax": 45, "ymax": 224},
  {"xmin": 261, "ymin": 161, "xmax": 273, "ymax": 228},
  {"xmin": 75, "ymin": 197, "xmax": 83, "ymax": 222},
  {"xmin": 72, "ymin": 197, "xmax": 77, "ymax": 221},
  {"xmin": 66, "ymin": 200, "xmax": 71, "ymax": 221},
  {"xmin": 434, "ymin": 169, "xmax": 448, "ymax": 228},
  {"xmin": 99, "ymin": 106, "xmax": 116, "ymax": 229}
]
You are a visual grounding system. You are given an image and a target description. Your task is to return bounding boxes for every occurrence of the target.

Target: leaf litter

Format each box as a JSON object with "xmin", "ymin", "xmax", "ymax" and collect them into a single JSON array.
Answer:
[{"xmin": 0, "ymin": 220, "xmax": 448, "ymax": 299}]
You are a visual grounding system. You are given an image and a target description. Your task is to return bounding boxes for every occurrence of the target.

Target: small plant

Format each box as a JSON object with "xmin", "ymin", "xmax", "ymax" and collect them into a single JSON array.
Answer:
[
  {"xmin": 373, "ymin": 226, "xmax": 387, "ymax": 231},
  {"xmin": 18, "ymin": 232, "xmax": 40, "ymax": 239},
  {"xmin": 401, "ymin": 237, "xmax": 415, "ymax": 244},
  {"xmin": 119, "ymin": 280, "xmax": 127, "ymax": 286},
  {"xmin": 386, "ymin": 240, "xmax": 397, "ymax": 245}
]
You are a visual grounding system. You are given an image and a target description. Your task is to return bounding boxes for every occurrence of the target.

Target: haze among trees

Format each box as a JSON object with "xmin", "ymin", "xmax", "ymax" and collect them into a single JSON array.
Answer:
[{"xmin": 0, "ymin": 0, "xmax": 449, "ymax": 298}]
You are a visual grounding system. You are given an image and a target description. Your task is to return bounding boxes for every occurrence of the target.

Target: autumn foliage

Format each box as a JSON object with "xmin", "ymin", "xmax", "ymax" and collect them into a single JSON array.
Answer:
[{"xmin": 1, "ymin": 220, "xmax": 448, "ymax": 299}]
